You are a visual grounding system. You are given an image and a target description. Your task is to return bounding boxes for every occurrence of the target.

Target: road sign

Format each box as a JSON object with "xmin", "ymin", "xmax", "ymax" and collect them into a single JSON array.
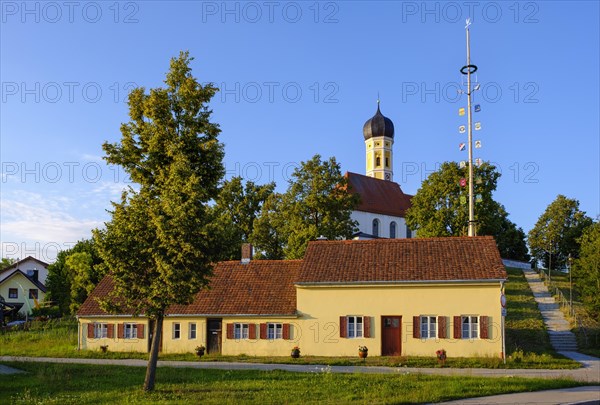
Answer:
[{"xmin": 501, "ymin": 308, "xmax": 507, "ymax": 317}]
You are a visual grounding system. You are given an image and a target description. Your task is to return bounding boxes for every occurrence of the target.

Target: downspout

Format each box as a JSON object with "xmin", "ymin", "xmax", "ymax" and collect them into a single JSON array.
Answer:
[{"xmin": 76, "ymin": 316, "xmax": 81, "ymax": 350}]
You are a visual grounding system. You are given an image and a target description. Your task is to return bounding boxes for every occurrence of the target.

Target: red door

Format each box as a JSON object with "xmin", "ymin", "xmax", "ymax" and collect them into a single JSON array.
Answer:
[{"xmin": 381, "ymin": 316, "xmax": 401, "ymax": 356}]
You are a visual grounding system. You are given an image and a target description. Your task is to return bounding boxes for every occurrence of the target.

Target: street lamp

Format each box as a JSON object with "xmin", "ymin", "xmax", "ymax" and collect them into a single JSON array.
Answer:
[
  {"xmin": 548, "ymin": 241, "xmax": 552, "ymax": 283},
  {"xmin": 568, "ymin": 254, "xmax": 573, "ymax": 317}
]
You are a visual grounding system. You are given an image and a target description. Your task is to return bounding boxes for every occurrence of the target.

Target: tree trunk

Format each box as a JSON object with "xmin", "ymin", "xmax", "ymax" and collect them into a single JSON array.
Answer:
[{"xmin": 143, "ymin": 314, "xmax": 163, "ymax": 392}]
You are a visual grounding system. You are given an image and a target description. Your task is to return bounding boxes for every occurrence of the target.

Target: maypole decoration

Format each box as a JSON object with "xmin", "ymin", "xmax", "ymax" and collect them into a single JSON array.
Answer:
[{"xmin": 457, "ymin": 18, "xmax": 483, "ymax": 237}]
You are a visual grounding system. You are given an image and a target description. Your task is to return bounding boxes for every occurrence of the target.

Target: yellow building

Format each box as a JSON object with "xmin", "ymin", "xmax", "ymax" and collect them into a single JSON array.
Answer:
[{"xmin": 78, "ymin": 237, "xmax": 507, "ymax": 358}]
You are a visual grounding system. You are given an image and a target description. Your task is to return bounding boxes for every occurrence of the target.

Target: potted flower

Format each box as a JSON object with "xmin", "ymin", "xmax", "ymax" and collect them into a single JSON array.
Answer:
[
  {"xmin": 358, "ymin": 345, "xmax": 368, "ymax": 359},
  {"xmin": 436, "ymin": 349, "xmax": 447, "ymax": 367},
  {"xmin": 100, "ymin": 345, "xmax": 108, "ymax": 353},
  {"xmin": 291, "ymin": 346, "xmax": 300, "ymax": 358},
  {"xmin": 195, "ymin": 345, "xmax": 206, "ymax": 357}
]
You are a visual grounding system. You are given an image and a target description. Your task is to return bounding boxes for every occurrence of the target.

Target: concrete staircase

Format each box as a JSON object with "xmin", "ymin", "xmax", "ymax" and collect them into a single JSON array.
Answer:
[{"xmin": 522, "ymin": 268, "xmax": 578, "ymax": 352}]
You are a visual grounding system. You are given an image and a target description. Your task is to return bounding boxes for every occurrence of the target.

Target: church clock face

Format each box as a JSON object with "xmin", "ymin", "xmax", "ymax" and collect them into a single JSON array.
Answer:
[{"xmin": 385, "ymin": 173, "xmax": 391, "ymax": 180}]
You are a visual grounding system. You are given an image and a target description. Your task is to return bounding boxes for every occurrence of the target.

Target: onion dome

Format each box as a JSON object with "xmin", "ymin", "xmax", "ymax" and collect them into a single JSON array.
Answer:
[{"xmin": 363, "ymin": 103, "xmax": 394, "ymax": 140}]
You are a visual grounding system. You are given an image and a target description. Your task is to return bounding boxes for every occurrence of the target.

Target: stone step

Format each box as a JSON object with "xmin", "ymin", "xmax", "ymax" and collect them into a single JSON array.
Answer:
[{"xmin": 521, "ymin": 269, "xmax": 581, "ymax": 354}]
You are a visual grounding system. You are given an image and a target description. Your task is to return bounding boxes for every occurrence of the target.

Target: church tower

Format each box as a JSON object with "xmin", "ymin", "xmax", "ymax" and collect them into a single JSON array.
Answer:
[{"xmin": 363, "ymin": 101, "xmax": 395, "ymax": 181}]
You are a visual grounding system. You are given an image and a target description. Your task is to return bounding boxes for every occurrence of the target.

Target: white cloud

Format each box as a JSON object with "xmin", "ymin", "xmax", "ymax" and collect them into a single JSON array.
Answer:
[{"xmin": 0, "ymin": 191, "xmax": 104, "ymax": 260}]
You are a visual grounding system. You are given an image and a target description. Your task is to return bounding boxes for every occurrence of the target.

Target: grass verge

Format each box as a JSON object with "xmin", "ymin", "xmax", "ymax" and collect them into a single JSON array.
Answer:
[{"xmin": 0, "ymin": 361, "xmax": 588, "ymax": 404}]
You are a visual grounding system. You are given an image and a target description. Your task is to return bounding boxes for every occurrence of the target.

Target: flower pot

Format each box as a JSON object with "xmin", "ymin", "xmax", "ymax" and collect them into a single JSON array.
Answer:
[
  {"xmin": 291, "ymin": 351, "xmax": 300, "ymax": 359},
  {"xmin": 358, "ymin": 350, "xmax": 368, "ymax": 359},
  {"xmin": 196, "ymin": 349, "xmax": 205, "ymax": 357}
]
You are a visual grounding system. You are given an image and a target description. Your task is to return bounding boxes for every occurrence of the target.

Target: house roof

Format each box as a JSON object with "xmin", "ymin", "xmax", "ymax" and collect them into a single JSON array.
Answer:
[
  {"xmin": 297, "ymin": 236, "xmax": 507, "ymax": 284},
  {"xmin": 345, "ymin": 172, "xmax": 412, "ymax": 217},
  {"xmin": 76, "ymin": 276, "xmax": 121, "ymax": 316},
  {"xmin": 168, "ymin": 260, "xmax": 300, "ymax": 316},
  {"xmin": 78, "ymin": 260, "xmax": 301, "ymax": 317},
  {"xmin": 78, "ymin": 237, "xmax": 506, "ymax": 317},
  {"xmin": 0, "ymin": 256, "xmax": 49, "ymax": 276},
  {"xmin": 0, "ymin": 270, "xmax": 47, "ymax": 293}
]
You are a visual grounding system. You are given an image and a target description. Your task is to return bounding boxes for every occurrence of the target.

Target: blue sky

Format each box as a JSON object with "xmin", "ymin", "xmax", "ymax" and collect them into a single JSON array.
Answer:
[{"xmin": 1, "ymin": 1, "xmax": 598, "ymax": 262}]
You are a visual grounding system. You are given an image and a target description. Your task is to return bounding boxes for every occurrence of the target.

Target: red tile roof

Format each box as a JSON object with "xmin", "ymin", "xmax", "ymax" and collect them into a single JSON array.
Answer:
[
  {"xmin": 345, "ymin": 172, "xmax": 412, "ymax": 217},
  {"xmin": 78, "ymin": 237, "xmax": 506, "ymax": 317},
  {"xmin": 78, "ymin": 260, "xmax": 301, "ymax": 317},
  {"xmin": 77, "ymin": 276, "xmax": 123, "ymax": 316},
  {"xmin": 168, "ymin": 260, "xmax": 300, "ymax": 316},
  {"xmin": 297, "ymin": 236, "xmax": 507, "ymax": 284}
]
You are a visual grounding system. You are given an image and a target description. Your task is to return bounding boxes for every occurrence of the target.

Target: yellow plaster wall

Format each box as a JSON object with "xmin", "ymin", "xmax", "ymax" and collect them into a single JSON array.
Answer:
[
  {"xmin": 0, "ymin": 272, "xmax": 46, "ymax": 315},
  {"xmin": 162, "ymin": 317, "xmax": 206, "ymax": 354},
  {"xmin": 78, "ymin": 317, "xmax": 149, "ymax": 353},
  {"xmin": 219, "ymin": 318, "xmax": 300, "ymax": 356},
  {"xmin": 295, "ymin": 283, "xmax": 503, "ymax": 358}
]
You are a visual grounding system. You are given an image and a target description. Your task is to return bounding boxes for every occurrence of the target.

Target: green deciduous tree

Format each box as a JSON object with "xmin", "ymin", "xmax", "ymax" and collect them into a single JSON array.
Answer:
[
  {"xmin": 0, "ymin": 257, "xmax": 15, "ymax": 271},
  {"xmin": 250, "ymin": 193, "xmax": 287, "ymax": 259},
  {"xmin": 46, "ymin": 239, "xmax": 103, "ymax": 316},
  {"xmin": 405, "ymin": 162, "xmax": 529, "ymax": 260},
  {"xmin": 210, "ymin": 176, "xmax": 275, "ymax": 260},
  {"xmin": 528, "ymin": 195, "xmax": 593, "ymax": 270},
  {"xmin": 93, "ymin": 52, "xmax": 224, "ymax": 392},
  {"xmin": 66, "ymin": 252, "xmax": 95, "ymax": 314},
  {"xmin": 251, "ymin": 154, "xmax": 358, "ymax": 259},
  {"xmin": 572, "ymin": 221, "xmax": 600, "ymax": 318}
]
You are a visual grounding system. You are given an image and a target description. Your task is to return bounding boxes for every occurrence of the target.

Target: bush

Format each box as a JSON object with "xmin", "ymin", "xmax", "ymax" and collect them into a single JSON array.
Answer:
[{"xmin": 31, "ymin": 306, "xmax": 61, "ymax": 319}]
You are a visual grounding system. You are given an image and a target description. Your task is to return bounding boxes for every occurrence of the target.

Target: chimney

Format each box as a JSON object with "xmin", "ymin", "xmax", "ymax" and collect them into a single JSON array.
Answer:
[{"xmin": 241, "ymin": 243, "xmax": 253, "ymax": 264}]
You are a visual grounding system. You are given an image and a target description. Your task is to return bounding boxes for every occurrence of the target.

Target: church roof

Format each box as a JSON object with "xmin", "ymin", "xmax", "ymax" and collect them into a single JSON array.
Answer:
[
  {"xmin": 345, "ymin": 172, "xmax": 412, "ymax": 217},
  {"xmin": 363, "ymin": 104, "xmax": 394, "ymax": 140}
]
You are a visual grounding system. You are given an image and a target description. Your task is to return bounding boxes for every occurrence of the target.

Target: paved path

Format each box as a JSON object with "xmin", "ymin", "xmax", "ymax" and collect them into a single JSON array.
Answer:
[
  {"xmin": 523, "ymin": 267, "xmax": 579, "ymax": 351},
  {"xmin": 441, "ymin": 386, "xmax": 600, "ymax": 404},
  {"xmin": 1, "ymin": 355, "xmax": 599, "ymax": 382}
]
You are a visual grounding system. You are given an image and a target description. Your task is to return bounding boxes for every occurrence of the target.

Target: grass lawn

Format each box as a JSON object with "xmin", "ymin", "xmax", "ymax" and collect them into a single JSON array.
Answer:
[
  {"xmin": 0, "ymin": 267, "xmax": 580, "ymax": 369},
  {"xmin": 0, "ymin": 361, "xmax": 588, "ymax": 404}
]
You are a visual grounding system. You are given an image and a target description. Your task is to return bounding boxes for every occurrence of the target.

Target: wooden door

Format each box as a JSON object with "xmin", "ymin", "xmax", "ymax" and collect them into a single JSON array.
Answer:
[
  {"xmin": 381, "ymin": 316, "xmax": 401, "ymax": 356},
  {"xmin": 207, "ymin": 318, "xmax": 222, "ymax": 354}
]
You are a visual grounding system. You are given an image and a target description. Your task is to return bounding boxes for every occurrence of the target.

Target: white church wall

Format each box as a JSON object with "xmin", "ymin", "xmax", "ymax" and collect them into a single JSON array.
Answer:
[{"xmin": 351, "ymin": 210, "xmax": 411, "ymax": 239}]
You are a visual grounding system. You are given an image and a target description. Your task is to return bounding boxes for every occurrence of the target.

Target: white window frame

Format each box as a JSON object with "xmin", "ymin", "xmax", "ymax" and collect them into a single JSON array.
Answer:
[
  {"xmin": 347, "ymin": 316, "xmax": 363, "ymax": 338},
  {"xmin": 189, "ymin": 322, "xmax": 197, "ymax": 339},
  {"xmin": 420, "ymin": 316, "xmax": 437, "ymax": 339},
  {"xmin": 462, "ymin": 316, "xmax": 479, "ymax": 339},
  {"xmin": 94, "ymin": 323, "xmax": 108, "ymax": 339},
  {"xmin": 267, "ymin": 323, "xmax": 282, "ymax": 340},
  {"xmin": 8, "ymin": 288, "xmax": 18, "ymax": 299},
  {"xmin": 173, "ymin": 323, "xmax": 181, "ymax": 340},
  {"xmin": 123, "ymin": 323, "xmax": 137, "ymax": 339},
  {"xmin": 234, "ymin": 323, "xmax": 249, "ymax": 339}
]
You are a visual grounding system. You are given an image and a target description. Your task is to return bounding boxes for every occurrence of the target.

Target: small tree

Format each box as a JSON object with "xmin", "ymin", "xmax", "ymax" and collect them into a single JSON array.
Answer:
[
  {"xmin": 46, "ymin": 239, "xmax": 103, "ymax": 316},
  {"xmin": 405, "ymin": 162, "xmax": 528, "ymax": 260},
  {"xmin": 94, "ymin": 52, "xmax": 224, "ymax": 391},
  {"xmin": 528, "ymin": 195, "xmax": 592, "ymax": 270},
  {"xmin": 251, "ymin": 155, "xmax": 358, "ymax": 259},
  {"xmin": 0, "ymin": 258, "xmax": 15, "ymax": 271},
  {"xmin": 210, "ymin": 177, "xmax": 275, "ymax": 260},
  {"xmin": 573, "ymin": 221, "xmax": 600, "ymax": 318}
]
